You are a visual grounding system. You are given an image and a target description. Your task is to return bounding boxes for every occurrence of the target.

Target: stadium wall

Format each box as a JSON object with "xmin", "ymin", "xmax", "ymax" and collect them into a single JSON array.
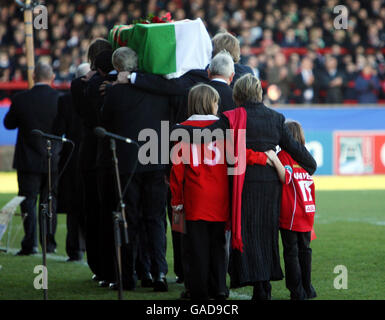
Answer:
[{"xmin": 1, "ymin": 102, "xmax": 385, "ymax": 174}]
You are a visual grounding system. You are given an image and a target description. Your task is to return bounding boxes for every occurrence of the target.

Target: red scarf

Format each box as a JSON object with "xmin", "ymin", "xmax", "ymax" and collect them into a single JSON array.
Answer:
[{"xmin": 223, "ymin": 107, "xmax": 247, "ymax": 252}]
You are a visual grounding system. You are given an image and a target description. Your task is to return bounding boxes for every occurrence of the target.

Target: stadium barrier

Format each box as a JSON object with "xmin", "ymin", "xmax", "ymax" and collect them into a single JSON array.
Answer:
[{"xmin": 1, "ymin": 100, "xmax": 385, "ymax": 174}]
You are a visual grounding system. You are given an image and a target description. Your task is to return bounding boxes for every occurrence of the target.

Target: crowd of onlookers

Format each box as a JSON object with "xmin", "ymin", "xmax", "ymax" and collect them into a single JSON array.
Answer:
[{"xmin": 1, "ymin": 0, "xmax": 385, "ymax": 103}]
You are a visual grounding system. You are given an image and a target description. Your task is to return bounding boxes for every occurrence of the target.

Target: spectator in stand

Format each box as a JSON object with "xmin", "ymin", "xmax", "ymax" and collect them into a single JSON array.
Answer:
[
  {"xmin": 281, "ymin": 29, "xmax": 300, "ymax": 48},
  {"xmin": 320, "ymin": 56, "xmax": 345, "ymax": 103},
  {"xmin": 355, "ymin": 64, "xmax": 381, "ymax": 103},
  {"xmin": 266, "ymin": 52, "xmax": 292, "ymax": 103},
  {"xmin": 293, "ymin": 57, "xmax": 318, "ymax": 104},
  {"xmin": 1, "ymin": 0, "xmax": 385, "ymax": 103}
]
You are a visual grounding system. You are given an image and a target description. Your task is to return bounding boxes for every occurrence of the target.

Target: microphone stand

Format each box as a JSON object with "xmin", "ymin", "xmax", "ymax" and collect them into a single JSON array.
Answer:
[
  {"xmin": 110, "ymin": 138, "xmax": 129, "ymax": 300},
  {"xmin": 40, "ymin": 139, "xmax": 53, "ymax": 300}
]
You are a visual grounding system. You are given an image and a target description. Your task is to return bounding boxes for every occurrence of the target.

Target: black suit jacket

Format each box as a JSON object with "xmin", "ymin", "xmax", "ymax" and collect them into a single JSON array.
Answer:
[
  {"xmin": 209, "ymin": 80, "xmax": 235, "ymax": 113},
  {"xmin": 53, "ymin": 93, "xmax": 84, "ymax": 212},
  {"xmin": 232, "ymin": 64, "xmax": 254, "ymax": 87},
  {"xmin": 133, "ymin": 69, "xmax": 210, "ymax": 124},
  {"xmin": 101, "ymin": 84, "xmax": 170, "ymax": 174},
  {"xmin": 72, "ymin": 72, "xmax": 117, "ymax": 172},
  {"xmin": 3, "ymin": 84, "xmax": 61, "ymax": 173}
]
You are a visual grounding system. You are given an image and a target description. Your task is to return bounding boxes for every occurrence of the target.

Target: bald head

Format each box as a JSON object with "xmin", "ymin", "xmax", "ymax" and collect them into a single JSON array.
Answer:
[{"xmin": 34, "ymin": 62, "xmax": 54, "ymax": 83}]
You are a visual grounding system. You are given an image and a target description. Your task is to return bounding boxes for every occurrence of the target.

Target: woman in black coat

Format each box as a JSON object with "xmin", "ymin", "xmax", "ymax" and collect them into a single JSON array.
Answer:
[{"xmin": 176, "ymin": 74, "xmax": 317, "ymax": 299}]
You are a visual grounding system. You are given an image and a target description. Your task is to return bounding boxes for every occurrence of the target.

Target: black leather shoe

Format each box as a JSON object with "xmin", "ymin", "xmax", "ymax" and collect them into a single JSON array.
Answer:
[
  {"xmin": 141, "ymin": 272, "xmax": 154, "ymax": 288},
  {"xmin": 153, "ymin": 273, "xmax": 168, "ymax": 292},
  {"xmin": 109, "ymin": 282, "xmax": 136, "ymax": 291},
  {"xmin": 180, "ymin": 290, "xmax": 191, "ymax": 299},
  {"xmin": 175, "ymin": 276, "xmax": 184, "ymax": 284},
  {"xmin": 98, "ymin": 280, "xmax": 110, "ymax": 288},
  {"xmin": 66, "ymin": 257, "xmax": 82, "ymax": 262},
  {"xmin": 15, "ymin": 248, "xmax": 38, "ymax": 256},
  {"xmin": 92, "ymin": 274, "xmax": 100, "ymax": 282}
]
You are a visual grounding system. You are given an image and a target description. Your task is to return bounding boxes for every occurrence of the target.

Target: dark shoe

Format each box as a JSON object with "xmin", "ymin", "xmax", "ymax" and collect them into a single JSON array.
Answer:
[
  {"xmin": 305, "ymin": 285, "xmax": 317, "ymax": 299},
  {"xmin": 15, "ymin": 248, "xmax": 38, "ymax": 256},
  {"xmin": 109, "ymin": 282, "xmax": 136, "ymax": 291},
  {"xmin": 92, "ymin": 274, "xmax": 100, "ymax": 282},
  {"xmin": 175, "ymin": 276, "xmax": 184, "ymax": 284},
  {"xmin": 180, "ymin": 290, "xmax": 191, "ymax": 299},
  {"xmin": 153, "ymin": 273, "xmax": 168, "ymax": 292},
  {"xmin": 47, "ymin": 248, "xmax": 56, "ymax": 254},
  {"xmin": 66, "ymin": 257, "xmax": 83, "ymax": 262},
  {"xmin": 141, "ymin": 272, "xmax": 154, "ymax": 288},
  {"xmin": 98, "ymin": 280, "xmax": 110, "ymax": 288}
]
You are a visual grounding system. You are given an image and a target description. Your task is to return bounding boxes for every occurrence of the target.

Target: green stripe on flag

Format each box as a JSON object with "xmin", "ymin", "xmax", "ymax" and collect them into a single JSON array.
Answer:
[
  {"xmin": 129, "ymin": 23, "xmax": 177, "ymax": 75},
  {"xmin": 108, "ymin": 23, "xmax": 177, "ymax": 75}
]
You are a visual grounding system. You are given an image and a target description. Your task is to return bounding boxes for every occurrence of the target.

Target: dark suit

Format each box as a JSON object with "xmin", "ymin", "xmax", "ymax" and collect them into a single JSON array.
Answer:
[
  {"xmin": 209, "ymin": 79, "xmax": 235, "ymax": 113},
  {"xmin": 319, "ymin": 70, "xmax": 345, "ymax": 103},
  {"xmin": 72, "ymin": 72, "xmax": 118, "ymax": 277},
  {"xmin": 53, "ymin": 93, "xmax": 86, "ymax": 260},
  {"xmin": 99, "ymin": 83, "xmax": 170, "ymax": 286},
  {"xmin": 3, "ymin": 84, "xmax": 60, "ymax": 252},
  {"xmin": 232, "ymin": 64, "xmax": 254, "ymax": 87},
  {"xmin": 133, "ymin": 69, "xmax": 210, "ymax": 125}
]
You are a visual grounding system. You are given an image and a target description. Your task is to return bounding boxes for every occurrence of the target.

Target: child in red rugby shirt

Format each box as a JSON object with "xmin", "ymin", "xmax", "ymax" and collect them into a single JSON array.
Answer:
[
  {"xmin": 170, "ymin": 84, "xmax": 230, "ymax": 300},
  {"xmin": 265, "ymin": 120, "xmax": 317, "ymax": 300}
]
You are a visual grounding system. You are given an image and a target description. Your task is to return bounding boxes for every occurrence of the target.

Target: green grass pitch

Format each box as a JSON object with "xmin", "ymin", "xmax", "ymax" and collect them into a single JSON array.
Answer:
[{"xmin": 0, "ymin": 190, "xmax": 384, "ymax": 300}]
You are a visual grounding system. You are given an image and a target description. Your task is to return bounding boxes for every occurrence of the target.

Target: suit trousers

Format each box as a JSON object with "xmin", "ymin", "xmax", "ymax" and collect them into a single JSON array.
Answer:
[
  {"xmin": 121, "ymin": 170, "xmax": 168, "ymax": 285},
  {"xmin": 17, "ymin": 171, "xmax": 57, "ymax": 252},
  {"xmin": 81, "ymin": 169, "xmax": 102, "ymax": 277},
  {"xmin": 280, "ymin": 228, "xmax": 316, "ymax": 300},
  {"xmin": 185, "ymin": 220, "xmax": 227, "ymax": 300}
]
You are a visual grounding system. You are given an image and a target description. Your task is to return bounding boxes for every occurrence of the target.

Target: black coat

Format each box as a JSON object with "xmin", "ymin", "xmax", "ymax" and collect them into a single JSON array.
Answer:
[
  {"xmin": 53, "ymin": 93, "xmax": 85, "ymax": 213},
  {"xmin": 3, "ymin": 84, "xmax": 61, "ymax": 173},
  {"xmin": 209, "ymin": 79, "xmax": 235, "ymax": 113},
  {"xmin": 100, "ymin": 83, "xmax": 170, "ymax": 174}
]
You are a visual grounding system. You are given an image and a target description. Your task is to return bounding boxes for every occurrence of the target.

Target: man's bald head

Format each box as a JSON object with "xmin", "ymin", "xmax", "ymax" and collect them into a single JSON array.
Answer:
[{"xmin": 34, "ymin": 62, "xmax": 54, "ymax": 83}]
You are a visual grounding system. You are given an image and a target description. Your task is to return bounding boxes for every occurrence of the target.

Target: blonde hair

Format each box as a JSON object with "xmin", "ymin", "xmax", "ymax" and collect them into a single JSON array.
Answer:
[
  {"xmin": 285, "ymin": 120, "xmax": 305, "ymax": 145},
  {"xmin": 233, "ymin": 73, "xmax": 263, "ymax": 105},
  {"xmin": 212, "ymin": 32, "xmax": 240, "ymax": 63},
  {"xmin": 187, "ymin": 84, "xmax": 219, "ymax": 117}
]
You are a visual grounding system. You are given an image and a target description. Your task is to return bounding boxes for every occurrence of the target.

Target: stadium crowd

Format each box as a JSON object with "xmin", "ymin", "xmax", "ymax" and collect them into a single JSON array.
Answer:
[{"xmin": 1, "ymin": 0, "xmax": 385, "ymax": 103}]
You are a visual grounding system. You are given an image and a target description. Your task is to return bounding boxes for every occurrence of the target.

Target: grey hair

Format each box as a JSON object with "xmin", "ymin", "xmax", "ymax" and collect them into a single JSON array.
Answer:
[
  {"xmin": 112, "ymin": 47, "xmax": 138, "ymax": 72},
  {"xmin": 233, "ymin": 73, "xmax": 263, "ymax": 105},
  {"xmin": 209, "ymin": 50, "xmax": 234, "ymax": 78},
  {"xmin": 34, "ymin": 62, "xmax": 53, "ymax": 82},
  {"xmin": 75, "ymin": 63, "xmax": 91, "ymax": 78}
]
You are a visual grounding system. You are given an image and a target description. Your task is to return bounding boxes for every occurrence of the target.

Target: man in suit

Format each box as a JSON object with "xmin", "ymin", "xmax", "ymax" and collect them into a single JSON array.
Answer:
[
  {"xmin": 293, "ymin": 57, "xmax": 319, "ymax": 103},
  {"xmin": 100, "ymin": 47, "xmax": 169, "ymax": 291},
  {"xmin": 53, "ymin": 63, "xmax": 90, "ymax": 262},
  {"xmin": 71, "ymin": 38, "xmax": 113, "ymax": 284},
  {"xmin": 211, "ymin": 32, "xmax": 254, "ymax": 87},
  {"xmin": 319, "ymin": 56, "xmax": 345, "ymax": 103},
  {"xmin": 207, "ymin": 50, "xmax": 235, "ymax": 113},
  {"xmin": 3, "ymin": 62, "xmax": 60, "ymax": 255}
]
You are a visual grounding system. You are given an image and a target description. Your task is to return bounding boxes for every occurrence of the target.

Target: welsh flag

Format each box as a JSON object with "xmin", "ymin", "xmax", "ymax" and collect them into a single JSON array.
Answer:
[{"xmin": 108, "ymin": 18, "xmax": 212, "ymax": 79}]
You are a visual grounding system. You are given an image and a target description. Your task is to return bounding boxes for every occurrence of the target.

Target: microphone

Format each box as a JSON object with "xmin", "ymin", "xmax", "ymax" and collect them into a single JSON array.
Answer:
[
  {"xmin": 94, "ymin": 127, "xmax": 134, "ymax": 144},
  {"xmin": 31, "ymin": 129, "xmax": 73, "ymax": 143}
]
